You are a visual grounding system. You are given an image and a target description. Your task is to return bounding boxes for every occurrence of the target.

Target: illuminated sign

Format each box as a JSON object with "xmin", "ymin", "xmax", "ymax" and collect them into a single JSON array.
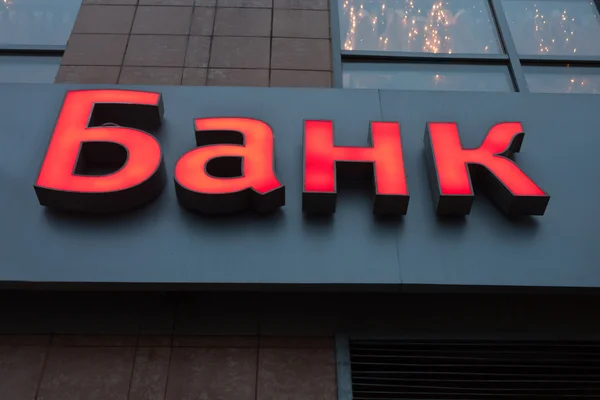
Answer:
[
  {"xmin": 175, "ymin": 117, "xmax": 284, "ymax": 215},
  {"xmin": 303, "ymin": 120, "xmax": 409, "ymax": 215},
  {"xmin": 425, "ymin": 122, "xmax": 549, "ymax": 217},
  {"xmin": 34, "ymin": 90, "xmax": 166, "ymax": 213},
  {"xmin": 34, "ymin": 89, "xmax": 550, "ymax": 217}
]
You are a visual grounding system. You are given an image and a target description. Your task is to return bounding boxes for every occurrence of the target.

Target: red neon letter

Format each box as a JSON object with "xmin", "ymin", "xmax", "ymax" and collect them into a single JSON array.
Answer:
[
  {"xmin": 174, "ymin": 117, "xmax": 284, "ymax": 214},
  {"xmin": 425, "ymin": 122, "xmax": 549, "ymax": 216},
  {"xmin": 303, "ymin": 120, "xmax": 409, "ymax": 215},
  {"xmin": 34, "ymin": 89, "xmax": 165, "ymax": 213}
]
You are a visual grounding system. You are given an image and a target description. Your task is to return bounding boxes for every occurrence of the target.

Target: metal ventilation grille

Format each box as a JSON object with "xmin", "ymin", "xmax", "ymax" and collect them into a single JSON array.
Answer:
[{"xmin": 349, "ymin": 340, "xmax": 600, "ymax": 399}]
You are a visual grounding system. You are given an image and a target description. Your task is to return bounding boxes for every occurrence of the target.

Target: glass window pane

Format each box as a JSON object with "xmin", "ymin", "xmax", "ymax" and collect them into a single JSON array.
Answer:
[
  {"xmin": 0, "ymin": 0, "xmax": 82, "ymax": 46},
  {"xmin": 525, "ymin": 66, "xmax": 600, "ymax": 93},
  {"xmin": 343, "ymin": 63, "xmax": 514, "ymax": 91},
  {"xmin": 0, "ymin": 56, "xmax": 60, "ymax": 83},
  {"xmin": 502, "ymin": 0, "xmax": 600, "ymax": 56},
  {"xmin": 339, "ymin": 0, "xmax": 502, "ymax": 54}
]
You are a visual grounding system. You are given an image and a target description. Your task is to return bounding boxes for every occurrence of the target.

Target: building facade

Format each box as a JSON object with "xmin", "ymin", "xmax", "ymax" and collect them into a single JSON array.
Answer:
[{"xmin": 2, "ymin": 1, "xmax": 600, "ymax": 399}]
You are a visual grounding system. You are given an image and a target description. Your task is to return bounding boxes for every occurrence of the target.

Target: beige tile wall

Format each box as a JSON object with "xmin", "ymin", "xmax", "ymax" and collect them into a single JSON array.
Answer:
[
  {"xmin": 0, "ymin": 335, "xmax": 337, "ymax": 400},
  {"xmin": 55, "ymin": 0, "xmax": 333, "ymax": 87},
  {"xmin": 0, "ymin": 292, "xmax": 340, "ymax": 400}
]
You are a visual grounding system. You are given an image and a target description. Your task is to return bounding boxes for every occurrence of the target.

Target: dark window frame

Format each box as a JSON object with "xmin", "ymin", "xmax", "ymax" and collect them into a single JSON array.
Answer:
[
  {"xmin": 0, "ymin": 47, "xmax": 64, "ymax": 83},
  {"xmin": 0, "ymin": 37, "xmax": 67, "ymax": 58},
  {"xmin": 331, "ymin": 0, "xmax": 600, "ymax": 92},
  {"xmin": 0, "ymin": 45, "xmax": 65, "ymax": 56}
]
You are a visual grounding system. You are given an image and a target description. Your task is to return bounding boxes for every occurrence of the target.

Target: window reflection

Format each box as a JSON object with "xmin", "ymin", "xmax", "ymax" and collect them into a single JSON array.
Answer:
[
  {"xmin": 502, "ymin": 0, "xmax": 600, "ymax": 56},
  {"xmin": 339, "ymin": 0, "xmax": 502, "ymax": 54},
  {"xmin": 525, "ymin": 66, "xmax": 600, "ymax": 93},
  {"xmin": 343, "ymin": 63, "xmax": 513, "ymax": 91},
  {"xmin": 0, "ymin": 0, "xmax": 82, "ymax": 46},
  {"xmin": 0, "ymin": 56, "xmax": 60, "ymax": 83}
]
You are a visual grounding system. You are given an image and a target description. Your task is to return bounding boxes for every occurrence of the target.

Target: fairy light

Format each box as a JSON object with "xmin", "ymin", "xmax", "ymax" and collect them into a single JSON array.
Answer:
[
  {"xmin": 343, "ymin": 2, "xmax": 356, "ymax": 50},
  {"xmin": 400, "ymin": 0, "xmax": 418, "ymax": 51},
  {"xmin": 566, "ymin": 77, "xmax": 587, "ymax": 93},
  {"xmin": 529, "ymin": 3, "xmax": 582, "ymax": 55},
  {"xmin": 340, "ymin": 0, "xmax": 501, "ymax": 55},
  {"xmin": 570, "ymin": 78, "xmax": 589, "ymax": 93},
  {"xmin": 423, "ymin": 1, "xmax": 451, "ymax": 53},
  {"xmin": 560, "ymin": 9, "xmax": 571, "ymax": 54}
]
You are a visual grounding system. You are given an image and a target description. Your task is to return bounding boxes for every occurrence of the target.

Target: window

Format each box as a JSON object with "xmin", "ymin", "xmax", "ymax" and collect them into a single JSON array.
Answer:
[
  {"xmin": 525, "ymin": 65, "xmax": 600, "ymax": 93},
  {"xmin": 334, "ymin": 0, "xmax": 600, "ymax": 93},
  {"xmin": 0, "ymin": 55, "xmax": 60, "ymax": 83},
  {"xmin": 0, "ymin": 0, "xmax": 82, "ymax": 83},
  {"xmin": 340, "ymin": 0, "xmax": 502, "ymax": 54},
  {"xmin": 343, "ymin": 63, "xmax": 513, "ymax": 91},
  {"xmin": 502, "ymin": 0, "xmax": 600, "ymax": 56}
]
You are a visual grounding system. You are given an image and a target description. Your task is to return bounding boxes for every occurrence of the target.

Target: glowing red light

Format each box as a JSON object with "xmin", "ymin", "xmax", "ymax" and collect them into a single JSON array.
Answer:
[
  {"xmin": 175, "ymin": 118, "xmax": 282, "ymax": 195},
  {"xmin": 304, "ymin": 120, "xmax": 408, "ymax": 195},
  {"xmin": 303, "ymin": 120, "xmax": 409, "ymax": 215},
  {"xmin": 428, "ymin": 122, "xmax": 546, "ymax": 196},
  {"xmin": 426, "ymin": 121, "xmax": 549, "ymax": 216},
  {"xmin": 36, "ymin": 90, "xmax": 162, "ymax": 193},
  {"xmin": 174, "ymin": 117, "xmax": 284, "ymax": 214}
]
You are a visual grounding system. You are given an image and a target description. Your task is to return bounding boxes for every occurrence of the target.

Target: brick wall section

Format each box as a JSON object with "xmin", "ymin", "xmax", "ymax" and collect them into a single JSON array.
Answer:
[
  {"xmin": 0, "ymin": 293, "xmax": 338, "ymax": 400},
  {"xmin": 4, "ymin": 292, "xmax": 600, "ymax": 399},
  {"xmin": 0, "ymin": 335, "xmax": 336, "ymax": 400},
  {"xmin": 54, "ymin": 0, "xmax": 333, "ymax": 87}
]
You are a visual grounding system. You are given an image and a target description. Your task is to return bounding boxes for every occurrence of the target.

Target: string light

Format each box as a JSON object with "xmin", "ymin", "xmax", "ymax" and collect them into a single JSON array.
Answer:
[
  {"xmin": 423, "ymin": 1, "xmax": 451, "ymax": 53},
  {"xmin": 529, "ymin": 3, "xmax": 583, "ymax": 55},
  {"xmin": 343, "ymin": 0, "xmax": 355, "ymax": 50},
  {"xmin": 567, "ymin": 77, "xmax": 589, "ymax": 93},
  {"xmin": 339, "ymin": 0, "xmax": 498, "ymax": 54},
  {"xmin": 407, "ymin": 0, "xmax": 417, "ymax": 50}
]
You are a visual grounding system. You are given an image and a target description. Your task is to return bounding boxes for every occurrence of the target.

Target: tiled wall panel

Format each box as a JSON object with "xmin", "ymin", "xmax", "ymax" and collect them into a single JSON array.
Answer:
[
  {"xmin": 0, "ymin": 293, "xmax": 338, "ymax": 400},
  {"xmin": 5, "ymin": 292, "xmax": 600, "ymax": 400},
  {"xmin": 55, "ymin": 0, "xmax": 333, "ymax": 87}
]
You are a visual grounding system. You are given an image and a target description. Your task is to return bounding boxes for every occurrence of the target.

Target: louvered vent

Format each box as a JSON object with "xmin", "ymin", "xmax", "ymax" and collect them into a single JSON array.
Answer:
[{"xmin": 349, "ymin": 339, "xmax": 600, "ymax": 399}]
